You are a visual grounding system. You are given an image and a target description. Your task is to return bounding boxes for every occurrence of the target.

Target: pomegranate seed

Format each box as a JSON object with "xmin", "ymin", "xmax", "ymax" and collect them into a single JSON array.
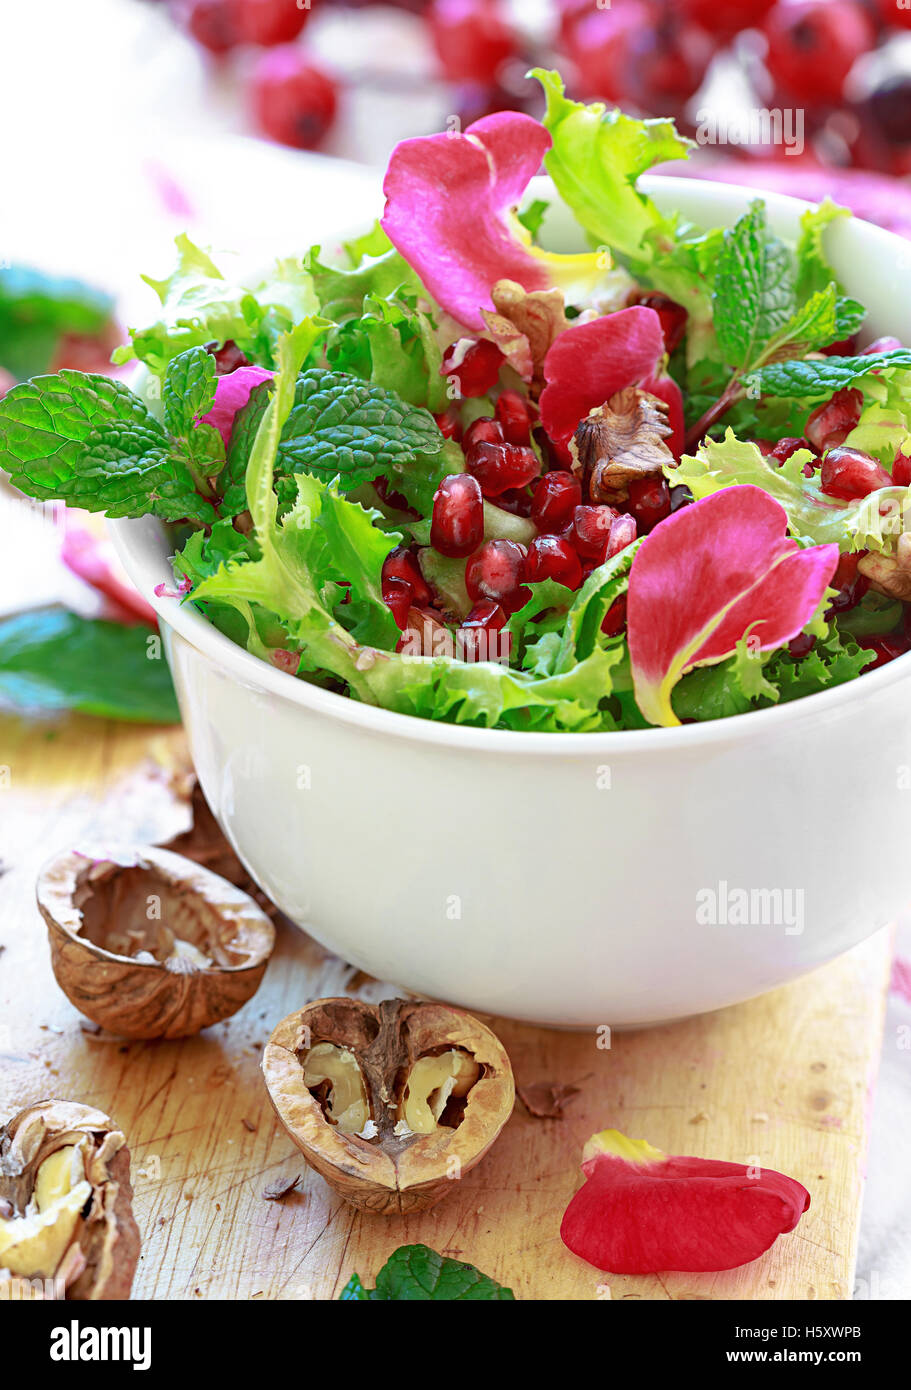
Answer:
[
  {"xmin": 669, "ymin": 483, "xmax": 694, "ymax": 512},
  {"xmin": 442, "ymin": 339, "xmax": 504, "ymax": 398},
  {"xmin": 433, "ymin": 409, "xmax": 463, "ymax": 442},
  {"xmin": 570, "ymin": 505, "xmax": 619, "ymax": 560},
  {"xmin": 787, "ymin": 632, "xmax": 816, "ymax": 660},
  {"xmin": 770, "ymin": 435, "xmax": 818, "ymax": 477},
  {"xmin": 605, "ymin": 513, "xmax": 638, "ymax": 560},
  {"xmin": 495, "ymin": 390, "xmax": 533, "ymax": 445},
  {"xmin": 893, "ymin": 449, "xmax": 911, "ymax": 487},
  {"xmin": 523, "ymin": 535, "xmax": 583, "ymax": 590},
  {"xmin": 600, "ymin": 593, "xmax": 628, "ymax": 637},
  {"xmin": 805, "ymin": 388, "xmax": 863, "ymax": 453},
  {"xmin": 820, "ymin": 336, "xmax": 858, "ymax": 357},
  {"xmin": 628, "ymin": 291, "xmax": 688, "ymax": 355},
  {"xmin": 863, "ymin": 336, "xmax": 903, "ymax": 355},
  {"xmin": 827, "ymin": 552, "xmax": 870, "ymax": 614},
  {"xmin": 627, "ymin": 476, "xmax": 671, "ymax": 532},
  {"xmin": 373, "ymin": 475, "xmax": 419, "ymax": 518},
  {"xmin": 383, "ymin": 575, "xmax": 413, "ymax": 631},
  {"xmin": 465, "ymin": 440, "xmax": 541, "ymax": 496},
  {"xmin": 206, "ymin": 340, "xmax": 251, "ymax": 374},
  {"xmin": 382, "ymin": 547, "xmax": 431, "ymax": 606},
  {"xmin": 859, "ymin": 636, "xmax": 911, "ymax": 670},
  {"xmin": 531, "ymin": 472, "xmax": 583, "ymax": 533},
  {"xmin": 458, "ymin": 599, "xmax": 510, "ymax": 663},
  {"xmin": 820, "ymin": 447, "xmax": 892, "ymax": 501},
  {"xmin": 431, "ymin": 474, "xmax": 484, "ymax": 558},
  {"xmin": 465, "ymin": 539, "xmax": 527, "ymax": 608},
  {"xmin": 495, "ymin": 486, "xmax": 534, "ymax": 517},
  {"xmin": 398, "ymin": 606, "xmax": 455, "ymax": 658},
  {"xmin": 462, "ymin": 416, "xmax": 503, "ymax": 450}
]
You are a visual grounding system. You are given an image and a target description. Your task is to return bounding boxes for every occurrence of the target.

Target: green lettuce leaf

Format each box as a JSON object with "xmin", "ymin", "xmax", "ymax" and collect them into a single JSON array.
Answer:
[
  {"xmin": 326, "ymin": 288, "xmax": 448, "ymax": 411},
  {"xmin": 672, "ymin": 430, "xmax": 911, "ymax": 552},
  {"xmin": 113, "ymin": 235, "xmax": 320, "ymax": 374}
]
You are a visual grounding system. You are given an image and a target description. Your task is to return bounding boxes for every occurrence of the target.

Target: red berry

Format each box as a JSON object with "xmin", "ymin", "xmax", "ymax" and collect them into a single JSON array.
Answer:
[
  {"xmin": 628, "ymin": 292, "xmax": 688, "ymax": 355},
  {"xmin": 465, "ymin": 539, "xmax": 527, "ymax": 609},
  {"xmin": 374, "ymin": 475, "xmax": 419, "ymax": 518},
  {"xmin": 429, "ymin": 0, "xmax": 517, "ymax": 85},
  {"xmin": 820, "ymin": 446, "xmax": 892, "ymax": 501},
  {"xmin": 875, "ymin": 0, "xmax": 911, "ymax": 28},
  {"xmin": 893, "ymin": 448, "xmax": 911, "ymax": 487},
  {"xmin": 627, "ymin": 476, "xmax": 671, "ymax": 532},
  {"xmin": 859, "ymin": 636, "xmax": 911, "ymax": 669},
  {"xmin": 770, "ymin": 435, "xmax": 818, "ymax": 477},
  {"xmin": 431, "ymin": 474, "xmax": 484, "ymax": 558},
  {"xmin": 495, "ymin": 486, "xmax": 534, "ymax": 517},
  {"xmin": 531, "ymin": 471, "xmax": 583, "ymax": 534},
  {"xmin": 680, "ymin": 0, "xmax": 774, "ymax": 42},
  {"xmin": 462, "ymin": 416, "xmax": 503, "ymax": 450},
  {"xmin": 600, "ymin": 593, "xmax": 628, "ymax": 638},
  {"xmin": 621, "ymin": 14, "xmax": 715, "ymax": 112},
  {"xmin": 763, "ymin": 1, "xmax": 874, "ymax": 104},
  {"xmin": 206, "ymin": 340, "xmax": 252, "ymax": 374},
  {"xmin": 523, "ymin": 535, "xmax": 583, "ymax": 590},
  {"xmin": 442, "ymin": 339, "xmax": 505, "ymax": 398},
  {"xmin": 827, "ymin": 552, "xmax": 870, "ymax": 614},
  {"xmin": 433, "ymin": 409, "xmax": 463, "ymax": 442},
  {"xmin": 805, "ymin": 388, "xmax": 863, "ymax": 453},
  {"xmin": 465, "ymin": 440, "xmax": 540, "ymax": 497},
  {"xmin": 458, "ymin": 599, "xmax": 510, "ymax": 663},
  {"xmin": 567, "ymin": 2, "xmax": 649, "ymax": 103},
  {"xmin": 180, "ymin": 0, "xmax": 239, "ymax": 53},
  {"xmin": 383, "ymin": 575, "xmax": 414, "ymax": 631},
  {"xmin": 495, "ymin": 390, "xmax": 533, "ymax": 445},
  {"xmin": 250, "ymin": 48, "xmax": 338, "ymax": 150},
  {"xmin": 382, "ymin": 547, "xmax": 431, "ymax": 607},
  {"xmin": 233, "ymin": 0, "xmax": 310, "ymax": 46},
  {"xmin": 570, "ymin": 505, "xmax": 619, "ymax": 561},
  {"xmin": 821, "ymin": 336, "xmax": 858, "ymax": 357}
]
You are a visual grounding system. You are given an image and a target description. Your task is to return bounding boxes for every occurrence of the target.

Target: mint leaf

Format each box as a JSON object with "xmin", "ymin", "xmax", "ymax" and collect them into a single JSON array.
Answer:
[
  {"xmin": 274, "ymin": 368, "xmax": 444, "ymax": 489},
  {"xmin": 163, "ymin": 347, "xmax": 225, "ymax": 486},
  {"xmin": 0, "ymin": 370, "xmax": 217, "ymax": 523},
  {"xmin": 341, "ymin": 1245, "xmax": 515, "ymax": 1301},
  {"xmin": 713, "ymin": 202, "xmax": 795, "ymax": 368},
  {"xmin": 0, "ymin": 608, "xmax": 179, "ymax": 722},
  {"xmin": 744, "ymin": 349, "xmax": 911, "ymax": 399}
]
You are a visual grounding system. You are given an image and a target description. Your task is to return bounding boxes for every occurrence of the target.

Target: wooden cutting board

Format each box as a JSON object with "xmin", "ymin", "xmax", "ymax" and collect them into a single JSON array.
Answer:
[{"xmin": 0, "ymin": 714, "xmax": 891, "ymax": 1301}]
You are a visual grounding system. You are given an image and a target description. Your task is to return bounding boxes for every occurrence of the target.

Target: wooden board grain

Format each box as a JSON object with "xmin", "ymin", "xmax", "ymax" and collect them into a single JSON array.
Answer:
[{"xmin": 0, "ymin": 713, "xmax": 891, "ymax": 1301}]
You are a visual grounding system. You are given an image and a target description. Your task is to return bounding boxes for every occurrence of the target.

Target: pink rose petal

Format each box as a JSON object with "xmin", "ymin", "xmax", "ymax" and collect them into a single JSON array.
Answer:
[
  {"xmin": 627, "ymin": 485, "xmax": 839, "ymax": 727},
  {"xmin": 539, "ymin": 307, "xmax": 667, "ymax": 447},
  {"xmin": 199, "ymin": 365, "xmax": 273, "ymax": 448},
  {"xmin": 381, "ymin": 112, "xmax": 553, "ymax": 331}
]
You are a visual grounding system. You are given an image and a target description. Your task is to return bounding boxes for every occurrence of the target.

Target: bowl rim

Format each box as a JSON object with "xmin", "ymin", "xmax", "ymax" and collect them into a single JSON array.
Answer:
[{"xmin": 110, "ymin": 172, "xmax": 911, "ymax": 758}]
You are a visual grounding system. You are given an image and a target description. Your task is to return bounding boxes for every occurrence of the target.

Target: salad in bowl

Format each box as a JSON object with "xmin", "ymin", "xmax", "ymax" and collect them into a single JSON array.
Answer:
[{"xmin": 3, "ymin": 70, "xmax": 911, "ymax": 735}]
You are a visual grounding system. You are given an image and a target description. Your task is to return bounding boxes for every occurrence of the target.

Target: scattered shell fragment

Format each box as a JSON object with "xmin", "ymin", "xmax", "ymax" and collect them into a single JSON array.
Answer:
[{"xmin": 37, "ymin": 845, "xmax": 275, "ymax": 1039}]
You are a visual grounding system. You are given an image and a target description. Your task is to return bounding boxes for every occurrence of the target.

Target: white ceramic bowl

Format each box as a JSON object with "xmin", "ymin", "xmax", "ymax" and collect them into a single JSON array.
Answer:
[{"xmin": 110, "ymin": 176, "xmax": 911, "ymax": 1028}]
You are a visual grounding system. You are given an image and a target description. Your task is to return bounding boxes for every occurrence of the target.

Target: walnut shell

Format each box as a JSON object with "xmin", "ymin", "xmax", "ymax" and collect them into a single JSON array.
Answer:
[
  {"xmin": 0, "ymin": 1100, "xmax": 140, "ymax": 1300},
  {"xmin": 262, "ymin": 997, "xmax": 515, "ymax": 1215},
  {"xmin": 37, "ymin": 845, "xmax": 276, "ymax": 1039}
]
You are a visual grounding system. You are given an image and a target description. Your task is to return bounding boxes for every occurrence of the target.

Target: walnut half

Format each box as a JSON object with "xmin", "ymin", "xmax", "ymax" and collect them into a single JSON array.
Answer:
[
  {"xmin": 0, "ymin": 1101, "xmax": 139, "ymax": 1300},
  {"xmin": 262, "ymin": 998, "xmax": 515, "ymax": 1214},
  {"xmin": 570, "ymin": 386, "xmax": 675, "ymax": 506},
  {"xmin": 37, "ymin": 845, "xmax": 276, "ymax": 1039}
]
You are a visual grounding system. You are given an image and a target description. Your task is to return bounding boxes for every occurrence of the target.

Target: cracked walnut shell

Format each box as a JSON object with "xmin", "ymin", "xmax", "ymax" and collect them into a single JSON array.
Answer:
[
  {"xmin": 262, "ymin": 997, "xmax": 515, "ymax": 1214},
  {"xmin": 0, "ymin": 1101, "xmax": 140, "ymax": 1300},
  {"xmin": 37, "ymin": 845, "xmax": 276, "ymax": 1039}
]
